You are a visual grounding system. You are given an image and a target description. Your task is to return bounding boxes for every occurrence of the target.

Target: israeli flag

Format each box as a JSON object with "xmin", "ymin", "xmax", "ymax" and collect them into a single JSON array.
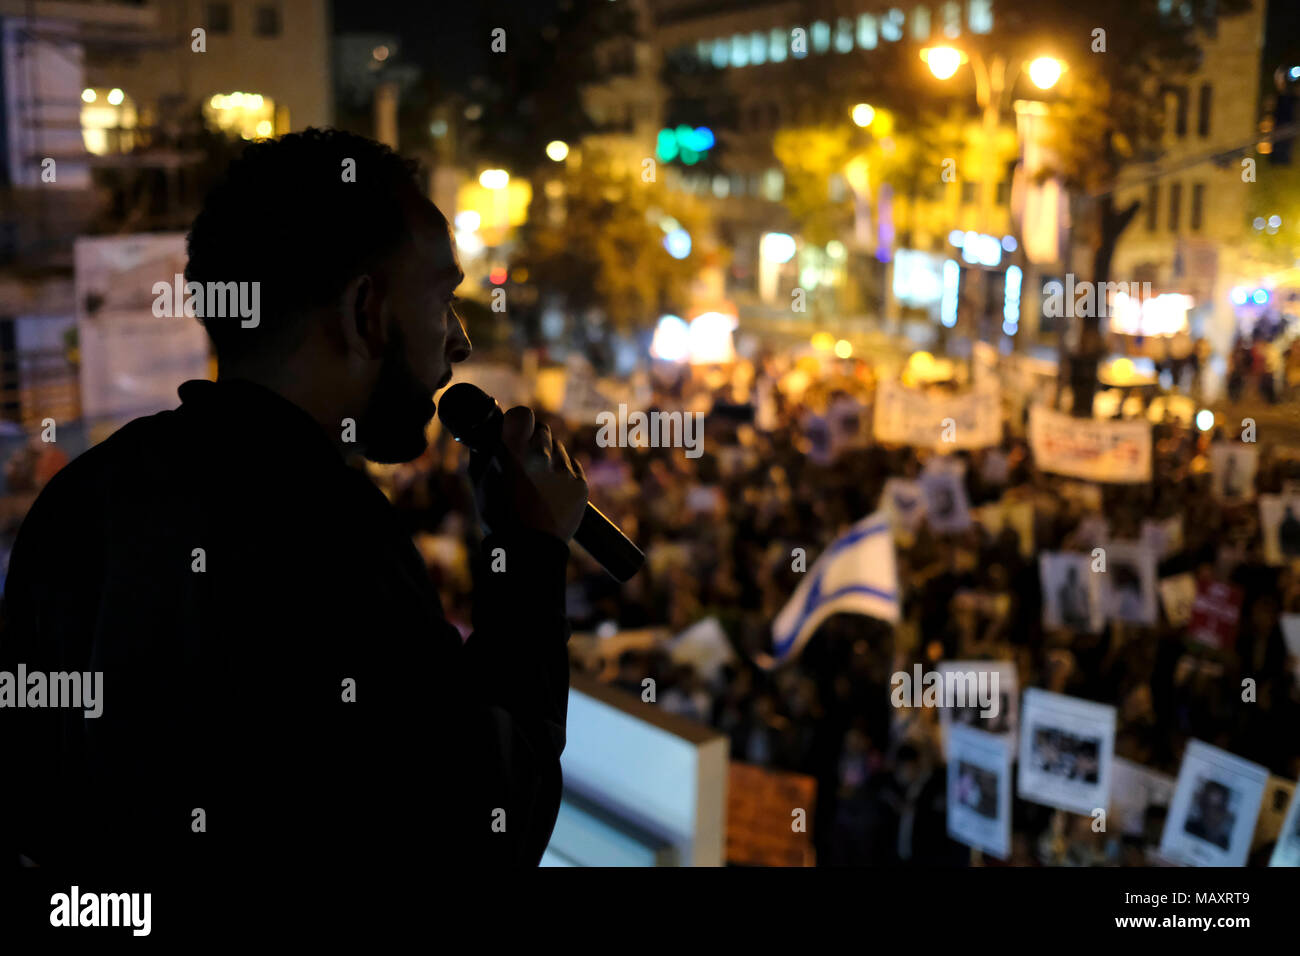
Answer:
[{"xmin": 770, "ymin": 511, "xmax": 899, "ymax": 664}]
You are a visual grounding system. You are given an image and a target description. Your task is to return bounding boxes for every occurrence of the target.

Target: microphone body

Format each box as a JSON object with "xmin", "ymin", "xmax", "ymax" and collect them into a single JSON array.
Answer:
[{"xmin": 438, "ymin": 383, "xmax": 645, "ymax": 582}]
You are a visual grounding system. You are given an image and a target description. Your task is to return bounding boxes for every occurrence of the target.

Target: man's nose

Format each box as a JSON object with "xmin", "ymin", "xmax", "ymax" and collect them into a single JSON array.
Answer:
[{"xmin": 448, "ymin": 310, "xmax": 472, "ymax": 363}]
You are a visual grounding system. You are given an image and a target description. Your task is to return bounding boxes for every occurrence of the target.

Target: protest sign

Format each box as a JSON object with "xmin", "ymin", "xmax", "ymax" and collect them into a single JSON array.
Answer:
[
  {"xmin": 725, "ymin": 762, "xmax": 817, "ymax": 866},
  {"xmin": 1028, "ymin": 405, "xmax": 1151, "ymax": 483},
  {"xmin": 873, "ymin": 380, "xmax": 1001, "ymax": 450},
  {"xmin": 1160, "ymin": 740, "xmax": 1268, "ymax": 867},
  {"xmin": 1040, "ymin": 552, "xmax": 1104, "ymax": 633},
  {"xmin": 1017, "ymin": 689, "xmax": 1117, "ymax": 816},
  {"xmin": 947, "ymin": 724, "xmax": 1013, "ymax": 860}
]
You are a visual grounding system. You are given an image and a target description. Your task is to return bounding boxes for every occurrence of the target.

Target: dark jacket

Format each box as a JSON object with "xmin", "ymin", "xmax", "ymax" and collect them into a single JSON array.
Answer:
[{"xmin": 0, "ymin": 378, "xmax": 571, "ymax": 873}]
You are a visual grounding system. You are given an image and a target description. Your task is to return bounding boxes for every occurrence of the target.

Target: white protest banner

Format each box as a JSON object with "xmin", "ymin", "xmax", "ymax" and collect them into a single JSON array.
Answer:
[
  {"xmin": 75, "ymin": 234, "xmax": 212, "ymax": 442},
  {"xmin": 1028, "ymin": 405, "xmax": 1151, "ymax": 483},
  {"xmin": 873, "ymin": 380, "xmax": 1001, "ymax": 450}
]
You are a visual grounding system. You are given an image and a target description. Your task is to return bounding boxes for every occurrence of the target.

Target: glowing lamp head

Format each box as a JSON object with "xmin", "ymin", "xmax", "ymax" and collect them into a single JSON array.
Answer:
[
  {"xmin": 1028, "ymin": 57, "xmax": 1064, "ymax": 91},
  {"xmin": 851, "ymin": 103, "xmax": 876, "ymax": 128},
  {"xmin": 759, "ymin": 232, "xmax": 796, "ymax": 264},
  {"xmin": 923, "ymin": 46, "xmax": 963, "ymax": 81}
]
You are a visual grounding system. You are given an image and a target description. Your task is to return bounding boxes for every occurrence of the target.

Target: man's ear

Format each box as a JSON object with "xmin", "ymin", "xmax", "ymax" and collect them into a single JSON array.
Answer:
[{"xmin": 339, "ymin": 273, "xmax": 386, "ymax": 361}]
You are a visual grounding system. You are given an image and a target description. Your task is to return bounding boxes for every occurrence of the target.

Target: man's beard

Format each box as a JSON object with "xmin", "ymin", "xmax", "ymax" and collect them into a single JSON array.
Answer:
[{"xmin": 357, "ymin": 327, "xmax": 436, "ymax": 464}]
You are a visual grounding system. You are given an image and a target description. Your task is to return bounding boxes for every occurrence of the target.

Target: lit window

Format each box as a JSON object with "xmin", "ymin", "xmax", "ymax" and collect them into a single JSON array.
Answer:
[
  {"xmin": 881, "ymin": 9, "xmax": 905, "ymax": 42},
  {"xmin": 750, "ymin": 31, "xmax": 766, "ymax": 65},
  {"xmin": 204, "ymin": 92, "xmax": 277, "ymax": 140},
  {"xmin": 912, "ymin": 6, "xmax": 931, "ymax": 41},
  {"xmin": 761, "ymin": 168, "xmax": 785, "ymax": 202},
  {"xmin": 834, "ymin": 18, "xmax": 854, "ymax": 53},
  {"xmin": 731, "ymin": 34, "xmax": 749, "ymax": 67},
  {"xmin": 80, "ymin": 89, "xmax": 138, "ymax": 156},
  {"xmin": 697, "ymin": 40, "xmax": 710, "ymax": 63},
  {"xmin": 791, "ymin": 27, "xmax": 808, "ymax": 59},
  {"xmin": 969, "ymin": 0, "xmax": 994, "ymax": 34},
  {"xmin": 942, "ymin": 1, "xmax": 962, "ymax": 38},
  {"xmin": 769, "ymin": 27, "xmax": 788, "ymax": 62},
  {"xmin": 857, "ymin": 14, "xmax": 877, "ymax": 50},
  {"xmin": 811, "ymin": 21, "xmax": 830, "ymax": 54},
  {"xmin": 712, "ymin": 38, "xmax": 728, "ymax": 68}
]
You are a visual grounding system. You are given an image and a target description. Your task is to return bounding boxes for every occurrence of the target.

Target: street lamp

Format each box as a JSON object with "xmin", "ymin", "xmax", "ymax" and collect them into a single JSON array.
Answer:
[
  {"xmin": 921, "ymin": 45, "xmax": 1066, "ymax": 354},
  {"xmin": 851, "ymin": 103, "xmax": 876, "ymax": 128}
]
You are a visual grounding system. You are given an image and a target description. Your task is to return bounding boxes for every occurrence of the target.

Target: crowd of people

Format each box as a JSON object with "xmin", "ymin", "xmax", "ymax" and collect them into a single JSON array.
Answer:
[{"xmin": 380, "ymin": 349, "xmax": 1300, "ymax": 867}]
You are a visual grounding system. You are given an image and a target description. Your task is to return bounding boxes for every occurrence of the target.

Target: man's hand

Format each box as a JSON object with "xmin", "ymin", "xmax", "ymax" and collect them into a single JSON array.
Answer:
[{"xmin": 470, "ymin": 406, "xmax": 588, "ymax": 542}]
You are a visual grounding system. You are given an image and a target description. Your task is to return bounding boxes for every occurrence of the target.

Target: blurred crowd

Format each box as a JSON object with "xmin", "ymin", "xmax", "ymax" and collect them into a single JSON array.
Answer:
[
  {"xmin": 380, "ymin": 350, "xmax": 1300, "ymax": 867},
  {"xmin": 2, "ymin": 348, "xmax": 1294, "ymax": 867}
]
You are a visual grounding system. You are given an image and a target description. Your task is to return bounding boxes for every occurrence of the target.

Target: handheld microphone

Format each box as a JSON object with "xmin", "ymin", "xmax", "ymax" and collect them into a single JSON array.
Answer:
[{"xmin": 437, "ymin": 383, "xmax": 646, "ymax": 583}]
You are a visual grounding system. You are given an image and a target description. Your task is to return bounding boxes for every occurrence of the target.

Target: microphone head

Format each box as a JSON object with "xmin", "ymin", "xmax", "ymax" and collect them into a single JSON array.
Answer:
[{"xmin": 437, "ymin": 382, "xmax": 503, "ymax": 451}]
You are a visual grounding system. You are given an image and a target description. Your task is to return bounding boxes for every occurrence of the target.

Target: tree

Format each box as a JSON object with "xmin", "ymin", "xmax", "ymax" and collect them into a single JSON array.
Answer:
[
  {"xmin": 1001, "ymin": 0, "xmax": 1252, "ymax": 412},
  {"xmin": 511, "ymin": 150, "xmax": 714, "ymax": 334}
]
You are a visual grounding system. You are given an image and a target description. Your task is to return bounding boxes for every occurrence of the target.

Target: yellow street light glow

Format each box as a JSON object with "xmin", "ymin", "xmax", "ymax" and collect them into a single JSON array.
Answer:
[
  {"xmin": 479, "ymin": 168, "xmax": 510, "ymax": 189},
  {"xmin": 255, "ymin": 120, "xmax": 273, "ymax": 137},
  {"xmin": 546, "ymin": 140, "xmax": 569, "ymax": 162},
  {"xmin": 82, "ymin": 88, "xmax": 97, "ymax": 103},
  {"xmin": 210, "ymin": 94, "xmax": 224, "ymax": 109},
  {"xmin": 1028, "ymin": 56, "xmax": 1064, "ymax": 91},
  {"xmin": 922, "ymin": 46, "xmax": 964, "ymax": 81},
  {"xmin": 851, "ymin": 103, "xmax": 875, "ymax": 128},
  {"xmin": 107, "ymin": 88, "xmax": 124, "ymax": 106},
  {"xmin": 811, "ymin": 332, "xmax": 835, "ymax": 352},
  {"xmin": 834, "ymin": 339, "xmax": 853, "ymax": 359}
]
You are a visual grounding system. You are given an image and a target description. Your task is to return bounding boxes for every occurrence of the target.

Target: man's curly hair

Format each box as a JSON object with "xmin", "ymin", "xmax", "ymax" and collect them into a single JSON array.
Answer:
[{"xmin": 185, "ymin": 127, "xmax": 433, "ymax": 367}]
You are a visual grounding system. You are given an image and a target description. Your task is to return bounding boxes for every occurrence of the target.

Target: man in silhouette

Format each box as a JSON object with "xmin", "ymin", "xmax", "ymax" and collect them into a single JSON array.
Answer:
[{"xmin": 0, "ymin": 129, "xmax": 587, "ymax": 874}]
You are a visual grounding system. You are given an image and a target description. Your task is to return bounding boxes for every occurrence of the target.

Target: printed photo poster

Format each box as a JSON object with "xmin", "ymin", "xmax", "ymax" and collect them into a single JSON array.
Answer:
[
  {"xmin": 1259, "ymin": 494, "xmax": 1300, "ymax": 565},
  {"xmin": 1039, "ymin": 551, "xmax": 1104, "ymax": 634},
  {"xmin": 1017, "ymin": 688, "xmax": 1117, "ymax": 816},
  {"xmin": 1254, "ymin": 777, "xmax": 1296, "ymax": 853},
  {"xmin": 1282, "ymin": 615, "xmax": 1300, "ymax": 688},
  {"xmin": 920, "ymin": 458, "xmax": 971, "ymax": 534},
  {"xmin": 881, "ymin": 477, "xmax": 927, "ymax": 536},
  {"xmin": 936, "ymin": 660, "xmax": 1018, "ymax": 759},
  {"xmin": 1158, "ymin": 573, "xmax": 1197, "ymax": 628},
  {"xmin": 1110, "ymin": 757, "xmax": 1176, "ymax": 840},
  {"xmin": 1186, "ymin": 579, "xmax": 1243, "ymax": 651},
  {"xmin": 1210, "ymin": 443, "xmax": 1259, "ymax": 503},
  {"xmin": 1102, "ymin": 542, "xmax": 1158, "ymax": 626},
  {"xmin": 1160, "ymin": 739, "xmax": 1269, "ymax": 867},
  {"xmin": 1269, "ymin": 784, "xmax": 1300, "ymax": 866},
  {"xmin": 1140, "ymin": 515, "xmax": 1183, "ymax": 561},
  {"xmin": 947, "ymin": 723, "xmax": 1013, "ymax": 860}
]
